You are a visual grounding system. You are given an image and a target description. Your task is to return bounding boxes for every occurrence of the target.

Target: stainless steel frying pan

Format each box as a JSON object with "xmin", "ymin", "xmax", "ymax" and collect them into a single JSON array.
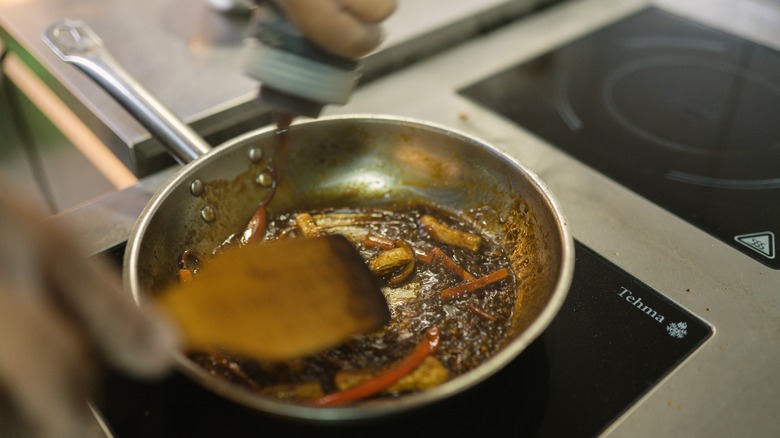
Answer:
[{"xmin": 43, "ymin": 19, "xmax": 574, "ymax": 421}]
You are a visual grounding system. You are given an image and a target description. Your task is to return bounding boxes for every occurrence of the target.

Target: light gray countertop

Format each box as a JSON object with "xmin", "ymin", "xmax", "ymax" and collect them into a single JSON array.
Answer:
[{"xmin": 0, "ymin": 0, "xmax": 553, "ymax": 176}]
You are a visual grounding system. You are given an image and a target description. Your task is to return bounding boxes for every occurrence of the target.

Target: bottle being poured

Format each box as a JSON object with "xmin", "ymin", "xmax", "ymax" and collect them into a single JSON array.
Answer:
[
  {"xmin": 242, "ymin": 0, "xmax": 396, "ymax": 119},
  {"xmin": 237, "ymin": 0, "xmax": 397, "ymax": 248}
]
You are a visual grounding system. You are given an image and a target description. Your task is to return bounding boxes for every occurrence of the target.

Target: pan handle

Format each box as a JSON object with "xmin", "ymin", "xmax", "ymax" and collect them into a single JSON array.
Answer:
[{"xmin": 42, "ymin": 19, "xmax": 212, "ymax": 165}]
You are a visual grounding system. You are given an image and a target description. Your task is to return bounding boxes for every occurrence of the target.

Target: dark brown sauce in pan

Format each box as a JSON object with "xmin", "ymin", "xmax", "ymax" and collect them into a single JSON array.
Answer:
[
  {"xmin": 183, "ymin": 114, "xmax": 518, "ymax": 403},
  {"xmin": 187, "ymin": 204, "xmax": 517, "ymax": 402}
]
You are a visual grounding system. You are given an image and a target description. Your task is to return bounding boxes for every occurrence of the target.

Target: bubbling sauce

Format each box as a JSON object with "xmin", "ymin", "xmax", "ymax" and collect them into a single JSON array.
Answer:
[
  {"xmin": 184, "ymin": 204, "xmax": 518, "ymax": 403},
  {"xmin": 180, "ymin": 111, "xmax": 518, "ymax": 404}
]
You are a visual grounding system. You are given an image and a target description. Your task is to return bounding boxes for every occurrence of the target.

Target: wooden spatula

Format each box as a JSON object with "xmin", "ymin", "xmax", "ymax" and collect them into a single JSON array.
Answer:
[{"xmin": 156, "ymin": 235, "xmax": 390, "ymax": 361}]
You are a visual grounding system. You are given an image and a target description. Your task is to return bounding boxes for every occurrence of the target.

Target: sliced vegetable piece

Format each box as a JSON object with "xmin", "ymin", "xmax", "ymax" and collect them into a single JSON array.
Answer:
[
  {"xmin": 440, "ymin": 267, "xmax": 509, "ymax": 301},
  {"xmin": 306, "ymin": 326, "xmax": 441, "ymax": 407},
  {"xmin": 312, "ymin": 212, "xmax": 384, "ymax": 228},
  {"xmin": 364, "ymin": 234, "xmax": 434, "ymax": 264},
  {"xmin": 388, "ymin": 260, "xmax": 415, "ymax": 285},
  {"xmin": 368, "ymin": 245, "xmax": 414, "ymax": 277},
  {"xmin": 327, "ymin": 226, "xmax": 370, "ymax": 244},
  {"xmin": 419, "ymin": 215, "xmax": 481, "ymax": 252},
  {"xmin": 259, "ymin": 382, "xmax": 325, "ymax": 400},
  {"xmin": 388, "ymin": 241, "xmax": 415, "ymax": 285},
  {"xmin": 295, "ymin": 212, "xmax": 322, "ymax": 238}
]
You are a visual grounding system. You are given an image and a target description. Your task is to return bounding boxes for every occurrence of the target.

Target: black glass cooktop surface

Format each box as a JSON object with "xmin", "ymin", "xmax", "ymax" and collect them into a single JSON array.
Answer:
[
  {"xmin": 94, "ymin": 242, "xmax": 711, "ymax": 437},
  {"xmin": 460, "ymin": 7, "xmax": 780, "ymax": 269}
]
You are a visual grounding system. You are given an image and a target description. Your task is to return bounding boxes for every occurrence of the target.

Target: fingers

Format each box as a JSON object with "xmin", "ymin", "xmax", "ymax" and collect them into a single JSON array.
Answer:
[
  {"xmin": 276, "ymin": 0, "xmax": 396, "ymax": 59},
  {"xmin": 42, "ymin": 236, "xmax": 179, "ymax": 378},
  {"xmin": 0, "ymin": 289, "xmax": 95, "ymax": 438},
  {"xmin": 0, "ymin": 190, "xmax": 49, "ymax": 295},
  {"xmin": 0, "ymin": 188, "xmax": 178, "ymax": 379},
  {"xmin": 335, "ymin": 0, "xmax": 396, "ymax": 23},
  {"xmin": 0, "ymin": 188, "xmax": 178, "ymax": 437}
]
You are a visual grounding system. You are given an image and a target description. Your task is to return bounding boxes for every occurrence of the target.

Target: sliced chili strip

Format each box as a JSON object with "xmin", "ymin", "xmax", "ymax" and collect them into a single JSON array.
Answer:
[
  {"xmin": 306, "ymin": 326, "xmax": 441, "ymax": 407},
  {"xmin": 178, "ymin": 268, "xmax": 194, "ymax": 284},
  {"xmin": 440, "ymin": 267, "xmax": 509, "ymax": 301},
  {"xmin": 466, "ymin": 303, "xmax": 497, "ymax": 321},
  {"xmin": 413, "ymin": 248, "xmax": 434, "ymax": 264},
  {"xmin": 241, "ymin": 204, "xmax": 268, "ymax": 244},
  {"xmin": 362, "ymin": 233, "xmax": 396, "ymax": 250},
  {"xmin": 431, "ymin": 247, "xmax": 475, "ymax": 281}
]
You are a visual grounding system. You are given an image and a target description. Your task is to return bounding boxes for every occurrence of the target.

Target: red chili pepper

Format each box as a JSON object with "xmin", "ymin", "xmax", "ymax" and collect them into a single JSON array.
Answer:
[
  {"xmin": 413, "ymin": 248, "xmax": 434, "ymax": 264},
  {"xmin": 440, "ymin": 267, "xmax": 509, "ymax": 301},
  {"xmin": 306, "ymin": 326, "xmax": 441, "ymax": 407},
  {"xmin": 178, "ymin": 268, "xmax": 193, "ymax": 284},
  {"xmin": 242, "ymin": 204, "xmax": 268, "ymax": 244},
  {"xmin": 431, "ymin": 247, "xmax": 475, "ymax": 281}
]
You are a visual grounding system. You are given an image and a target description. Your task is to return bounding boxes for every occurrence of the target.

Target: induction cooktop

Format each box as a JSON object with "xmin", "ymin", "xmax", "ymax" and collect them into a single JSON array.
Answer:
[
  {"xmin": 94, "ymin": 240, "xmax": 711, "ymax": 437},
  {"xmin": 459, "ymin": 7, "xmax": 780, "ymax": 269}
]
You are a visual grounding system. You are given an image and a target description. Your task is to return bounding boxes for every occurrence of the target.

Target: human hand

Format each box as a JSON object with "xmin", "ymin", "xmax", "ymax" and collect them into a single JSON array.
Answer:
[
  {"xmin": 0, "ymin": 188, "xmax": 178, "ymax": 438},
  {"xmin": 273, "ymin": 0, "xmax": 397, "ymax": 59}
]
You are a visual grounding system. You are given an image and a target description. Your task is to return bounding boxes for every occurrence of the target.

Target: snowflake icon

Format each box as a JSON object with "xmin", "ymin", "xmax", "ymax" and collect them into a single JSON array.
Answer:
[{"xmin": 666, "ymin": 321, "xmax": 688, "ymax": 339}]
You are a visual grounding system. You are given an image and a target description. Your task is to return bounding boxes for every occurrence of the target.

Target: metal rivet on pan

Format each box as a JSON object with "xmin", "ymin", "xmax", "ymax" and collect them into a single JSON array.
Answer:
[
  {"xmin": 190, "ymin": 179, "xmax": 204, "ymax": 197},
  {"xmin": 248, "ymin": 147, "xmax": 263, "ymax": 163},
  {"xmin": 200, "ymin": 205, "xmax": 216, "ymax": 222},
  {"xmin": 256, "ymin": 170, "xmax": 273, "ymax": 187}
]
